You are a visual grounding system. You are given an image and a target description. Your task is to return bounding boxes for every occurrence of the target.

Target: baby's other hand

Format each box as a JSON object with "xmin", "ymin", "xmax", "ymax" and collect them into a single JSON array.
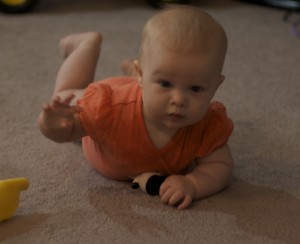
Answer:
[
  {"xmin": 40, "ymin": 93, "xmax": 81, "ymax": 131},
  {"xmin": 159, "ymin": 175, "xmax": 196, "ymax": 210}
]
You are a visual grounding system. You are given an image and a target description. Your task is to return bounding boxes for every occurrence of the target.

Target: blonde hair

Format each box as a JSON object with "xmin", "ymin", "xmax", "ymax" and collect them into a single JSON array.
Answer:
[{"xmin": 139, "ymin": 6, "xmax": 227, "ymax": 69}]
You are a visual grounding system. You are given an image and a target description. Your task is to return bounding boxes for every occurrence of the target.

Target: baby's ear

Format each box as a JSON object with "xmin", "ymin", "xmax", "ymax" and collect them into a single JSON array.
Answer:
[{"xmin": 134, "ymin": 60, "xmax": 143, "ymax": 85}]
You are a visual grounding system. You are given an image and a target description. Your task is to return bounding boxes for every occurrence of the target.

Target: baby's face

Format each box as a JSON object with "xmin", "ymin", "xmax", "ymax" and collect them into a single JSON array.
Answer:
[{"xmin": 137, "ymin": 45, "xmax": 224, "ymax": 132}]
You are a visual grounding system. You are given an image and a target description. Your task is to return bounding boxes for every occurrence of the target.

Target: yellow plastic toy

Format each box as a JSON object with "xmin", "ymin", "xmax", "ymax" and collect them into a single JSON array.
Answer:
[
  {"xmin": 0, "ymin": 0, "xmax": 38, "ymax": 14},
  {"xmin": 0, "ymin": 177, "xmax": 29, "ymax": 222}
]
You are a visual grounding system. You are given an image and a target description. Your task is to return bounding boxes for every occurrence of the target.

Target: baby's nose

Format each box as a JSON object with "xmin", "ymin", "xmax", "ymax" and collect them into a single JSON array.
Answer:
[{"xmin": 171, "ymin": 90, "xmax": 185, "ymax": 107}]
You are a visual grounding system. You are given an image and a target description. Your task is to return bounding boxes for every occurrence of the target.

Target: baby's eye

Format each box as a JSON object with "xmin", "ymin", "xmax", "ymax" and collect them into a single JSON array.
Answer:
[
  {"xmin": 190, "ymin": 85, "xmax": 203, "ymax": 93},
  {"xmin": 159, "ymin": 80, "xmax": 172, "ymax": 88}
]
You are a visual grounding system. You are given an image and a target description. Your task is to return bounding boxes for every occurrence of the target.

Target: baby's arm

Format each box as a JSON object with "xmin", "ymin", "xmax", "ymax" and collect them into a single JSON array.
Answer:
[
  {"xmin": 159, "ymin": 143, "xmax": 233, "ymax": 210},
  {"xmin": 38, "ymin": 93, "xmax": 86, "ymax": 143}
]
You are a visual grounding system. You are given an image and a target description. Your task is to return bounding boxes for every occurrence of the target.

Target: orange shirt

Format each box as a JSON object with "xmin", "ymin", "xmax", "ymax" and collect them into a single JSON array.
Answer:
[{"xmin": 78, "ymin": 77, "xmax": 234, "ymax": 180}]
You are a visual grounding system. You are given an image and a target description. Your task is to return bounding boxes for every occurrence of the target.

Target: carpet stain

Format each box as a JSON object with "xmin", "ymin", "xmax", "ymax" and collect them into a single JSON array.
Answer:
[
  {"xmin": 193, "ymin": 178, "xmax": 300, "ymax": 243},
  {"xmin": 87, "ymin": 186, "xmax": 171, "ymax": 236},
  {"xmin": 87, "ymin": 179, "xmax": 300, "ymax": 242},
  {"xmin": 0, "ymin": 213, "xmax": 49, "ymax": 242}
]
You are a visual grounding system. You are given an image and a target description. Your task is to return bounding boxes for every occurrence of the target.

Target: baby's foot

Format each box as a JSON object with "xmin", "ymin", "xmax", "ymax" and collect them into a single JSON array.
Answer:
[
  {"xmin": 59, "ymin": 32, "xmax": 102, "ymax": 58},
  {"xmin": 121, "ymin": 59, "xmax": 138, "ymax": 77}
]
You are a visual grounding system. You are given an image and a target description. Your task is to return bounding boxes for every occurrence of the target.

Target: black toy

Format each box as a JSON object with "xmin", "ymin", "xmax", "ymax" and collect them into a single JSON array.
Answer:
[{"xmin": 131, "ymin": 172, "xmax": 167, "ymax": 196}]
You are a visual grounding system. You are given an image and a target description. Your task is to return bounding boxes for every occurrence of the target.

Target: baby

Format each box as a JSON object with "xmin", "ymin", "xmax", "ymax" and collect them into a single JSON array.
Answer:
[{"xmin": 39, "ymin": 5, "xmax": 234, "ymax": 210}]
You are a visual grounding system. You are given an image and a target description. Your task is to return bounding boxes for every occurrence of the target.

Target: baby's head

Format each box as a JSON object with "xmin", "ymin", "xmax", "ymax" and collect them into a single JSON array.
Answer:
[
  {"xmin": 138, "ymin": 5, "xmax": 227, "ymax": 75},
  {"xmin": 135, "ymin": 6, "xmax": 229, "ymax": 131}
]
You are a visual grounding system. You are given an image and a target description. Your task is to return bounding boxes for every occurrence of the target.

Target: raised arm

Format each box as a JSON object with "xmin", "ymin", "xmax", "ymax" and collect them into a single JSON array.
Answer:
[
  {"xmin": 38, "ymin": 93, "xmax": 86, "ymax": 143},
  {"xmin": 38, "ymin": 32, "xmax": 102, "ymax": 143}
]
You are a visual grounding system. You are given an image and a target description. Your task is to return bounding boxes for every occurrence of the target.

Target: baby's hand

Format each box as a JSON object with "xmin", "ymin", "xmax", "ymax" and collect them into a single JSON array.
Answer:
[
  {"xmin": 39, "ymin": 93, "xmax": 82, "ymax": 139},
  {"xmin": 159, "ymin": 175, "xmax": 196, "ymax": 210}
]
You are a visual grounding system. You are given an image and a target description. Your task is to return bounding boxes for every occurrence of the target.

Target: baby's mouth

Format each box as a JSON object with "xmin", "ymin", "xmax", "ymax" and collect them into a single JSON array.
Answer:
[{"xmin": 167, "ymin": 113, "xmax": 185, "ymax": 120}]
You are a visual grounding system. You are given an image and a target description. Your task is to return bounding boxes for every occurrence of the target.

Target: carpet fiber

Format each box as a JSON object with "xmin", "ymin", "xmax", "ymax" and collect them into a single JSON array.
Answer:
[{"xmin": 0, "ymin": 0, "xmax": 299, "ymax": 243}]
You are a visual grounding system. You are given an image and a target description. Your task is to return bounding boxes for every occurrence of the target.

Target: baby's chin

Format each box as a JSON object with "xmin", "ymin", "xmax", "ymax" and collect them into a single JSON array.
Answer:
[{"xmin": 163, "ymin": 121, "xmax": 192, "ymax": 131}]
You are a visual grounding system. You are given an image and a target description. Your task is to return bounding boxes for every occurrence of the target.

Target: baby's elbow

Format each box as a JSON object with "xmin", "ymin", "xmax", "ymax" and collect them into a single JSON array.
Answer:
[
  {"xmin": 211, "ymin": 160, "xmax": 233, "ymax": 190},
  {"xmin": 220, "ymin": 160, "xmax": 234, "ymax": 188},
  {"xmin": 226, "ymin": 158, "xmax": 234, "ymax": 173}
]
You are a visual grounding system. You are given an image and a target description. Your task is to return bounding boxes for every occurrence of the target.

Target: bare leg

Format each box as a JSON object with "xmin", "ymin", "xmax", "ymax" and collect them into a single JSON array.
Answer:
[{"xmin": 53, "ymin": 32, "xmax": 102, "ymax": 102}]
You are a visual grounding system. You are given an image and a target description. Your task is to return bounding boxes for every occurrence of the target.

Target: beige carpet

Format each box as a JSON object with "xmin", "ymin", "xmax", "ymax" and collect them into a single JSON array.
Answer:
[{"xmin": 0, "ymin": 0, "xmax": 299, "ymax": 243}]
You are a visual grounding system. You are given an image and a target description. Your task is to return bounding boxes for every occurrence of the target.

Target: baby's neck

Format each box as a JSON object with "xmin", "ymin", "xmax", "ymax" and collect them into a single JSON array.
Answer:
[{"xmin": 145, "ymin": 120, "xmax": 178, "ymax": 149}]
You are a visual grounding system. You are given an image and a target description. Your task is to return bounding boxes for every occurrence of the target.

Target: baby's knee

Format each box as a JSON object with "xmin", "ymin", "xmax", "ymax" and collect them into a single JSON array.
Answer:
[
  {"xmin": 76, "ymin": 32, "xmax": 102, "ymax": 49},
  {"xmin": 85, "ymin": 32, "xmax": 102, "ymax": 45},
  {"xmin": 59, "ymin": 32, "xmax": 102, "ymax": 57}
]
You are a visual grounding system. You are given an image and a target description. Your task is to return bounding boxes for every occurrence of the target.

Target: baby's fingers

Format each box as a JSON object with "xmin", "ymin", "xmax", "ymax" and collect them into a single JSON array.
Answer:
[
  {"xmin": 62, "ymin": 93, "xmax": 76, "ymax": 105},
  {"xmin": 177, "ymin": 195, "xmax": 192, "ymax": 210},
  {"xmin": 160, "ymin": 183, "xmax": 193, "ymax": 209},
  {"xmin": 51, "ymin": 95, "xmax": 74, "ymax": 107},
  {"xmin": 42, "ymin": 103, "xmax": 52, "ymax": 112},
  {"xmin": 160, "ymin": 187, "xmax": 181, "ymax": 205},
  {"xmin": 52, "ymin": 96, "xmax": 61, "ymax": 106},
  {"xmin": 160, "ymin": 186, "xmax": 173, "ymax": 203},
  {"xmin": 70, "ymin": 105, "xmax": 82, "ymax": 114},
  {"xmin": 167, "ymin": 191, "xmax": 184, "ymax": 206}
]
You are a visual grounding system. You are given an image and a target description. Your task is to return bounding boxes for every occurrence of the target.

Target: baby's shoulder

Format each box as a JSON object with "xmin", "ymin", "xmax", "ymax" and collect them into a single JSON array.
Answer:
[
  {"xmin": 191, "ymin": 101, "xmax": 233, "ymax": 135},
  {"xmin": 208, "ymin": 101, "xmax": 227, "ymax": 114},
  {"xmin": 83, "ymin": 76, "xmax": 139, "ymax": 101}
]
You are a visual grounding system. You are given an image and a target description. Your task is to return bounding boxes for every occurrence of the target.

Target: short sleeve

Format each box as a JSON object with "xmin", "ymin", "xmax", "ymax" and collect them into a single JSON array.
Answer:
[
  {"xmin": 197, "ymin": 102, "xmax": 234, "ymax": 157},
  {"xmin": 77, "ymin": 83, "xmax": 113, "ymax": 142}
]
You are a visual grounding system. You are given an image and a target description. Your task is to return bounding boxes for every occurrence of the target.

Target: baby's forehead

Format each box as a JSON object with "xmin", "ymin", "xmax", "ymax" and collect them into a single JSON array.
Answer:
[
  {"xmin": 142, "ymin": 9, "xmax": 227, "ymax": 57},
  {"xmin": 143, "ymin": 32, "xmax": 223, "ymax": 62},
  {"xmin": 141, "ymin": 36, "xmax": 226, "ymax": 77}
]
